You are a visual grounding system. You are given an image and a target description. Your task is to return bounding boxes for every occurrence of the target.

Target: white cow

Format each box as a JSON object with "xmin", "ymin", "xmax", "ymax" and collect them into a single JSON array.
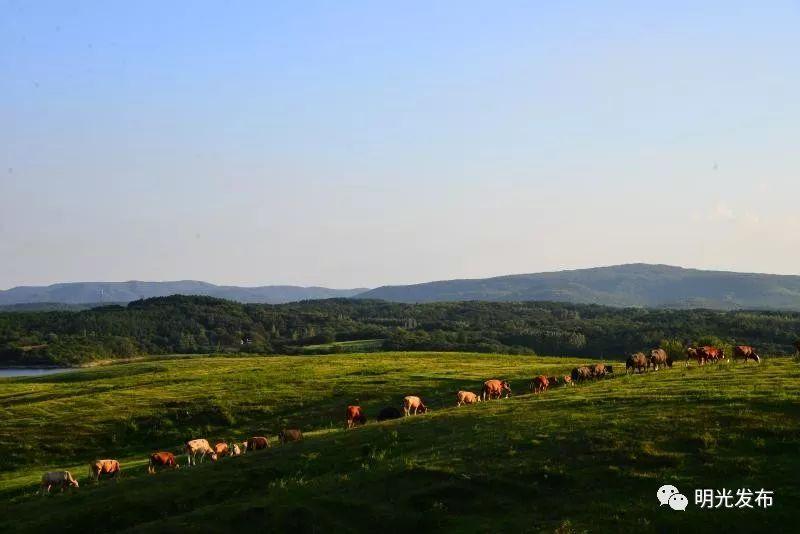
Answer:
[
  {"xmin": 40, "ymin": 471, "xmax": 79, "ymax": 494},
  {"xmin": 184, "ymin": 438, "xmax": 217, "ymax": 466}
]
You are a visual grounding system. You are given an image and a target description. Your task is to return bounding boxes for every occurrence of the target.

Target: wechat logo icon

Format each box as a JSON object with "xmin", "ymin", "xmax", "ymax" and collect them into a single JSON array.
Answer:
[{"xmin": 657, "ymin": 485, "xmax": 688, "ymax": 511}]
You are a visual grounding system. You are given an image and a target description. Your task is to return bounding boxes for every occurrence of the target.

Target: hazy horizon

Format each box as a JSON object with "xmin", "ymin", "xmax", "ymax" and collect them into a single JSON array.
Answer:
[
  {"xmin": 3, "ymin": 1, "xmax": 799, "ymax": 289},
  {"xmin": 4, "ymin": 261, "xmax": 800, "ymax": 292}
]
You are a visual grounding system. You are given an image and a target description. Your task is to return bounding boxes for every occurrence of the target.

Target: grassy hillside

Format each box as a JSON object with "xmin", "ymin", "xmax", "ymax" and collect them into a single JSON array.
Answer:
[
  {"xmin": 1, "ymin": 353, "xmax": 798, "ymax": 532},
  {"xmin": 360, "ymin": 263, "xmax": 800, "ymax": 310},
  {"xmin": 0, "ymin": 352, "xmax": 559, "ymax": 473}
]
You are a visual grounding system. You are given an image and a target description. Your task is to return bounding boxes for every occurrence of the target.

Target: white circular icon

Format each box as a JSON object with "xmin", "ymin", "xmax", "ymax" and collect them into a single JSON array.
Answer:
[
  {"xmin": 669, "ymin": 493, "xmax": 689, "ymax": 511},
  {"xmin": 657, "ymin": 484, "xmax": 680, "ymax": 506}
]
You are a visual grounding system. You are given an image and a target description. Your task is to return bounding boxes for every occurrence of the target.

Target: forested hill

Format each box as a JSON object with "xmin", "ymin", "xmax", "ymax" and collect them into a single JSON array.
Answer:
[
  {"xmin": 359, "ymin": 264, "xmax": 800, "ymax": 310},
  {"xmin": 0, "ymin": 281, "xmax": 366, "ymax": 306},
  {"xmin": 1, "ymin": 295, "xmax": 799, "ymax": 365}
]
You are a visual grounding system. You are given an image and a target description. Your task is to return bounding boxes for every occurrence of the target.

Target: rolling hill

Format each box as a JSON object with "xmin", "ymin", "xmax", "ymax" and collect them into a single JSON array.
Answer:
[
  {"xmin": 1, "ymin": 353, "xmax": 798, "ymax": 532},
  {"xmin": 5, "ymin": 264, "xmax": 800, "ymax": 311},
  {"xmin": 358, "ymin": 264, "xmax": 800, "ymax": 310},
  {"xmin": 0, "ymin": 281, "xmax": 366, "ymax": 306}
]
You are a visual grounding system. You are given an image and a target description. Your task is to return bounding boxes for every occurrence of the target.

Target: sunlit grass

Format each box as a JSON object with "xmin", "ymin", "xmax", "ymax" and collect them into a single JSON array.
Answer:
[{"xmin": 1, "ymin": 353, "xmax": 798, "ymax": 532}]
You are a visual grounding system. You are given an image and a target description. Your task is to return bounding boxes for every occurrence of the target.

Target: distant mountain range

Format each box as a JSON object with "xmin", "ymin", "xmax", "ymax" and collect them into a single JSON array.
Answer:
[
  {"xmin": 3, "ymin": 264, "xmax": 800, "ymax": 311},
  {"xmin": 0, "ymin": 281, "xmax": 367, "ymax": 306},
  {"xmin": 357, "ymin": 264, "xmax": 800, "ymax": 310}
]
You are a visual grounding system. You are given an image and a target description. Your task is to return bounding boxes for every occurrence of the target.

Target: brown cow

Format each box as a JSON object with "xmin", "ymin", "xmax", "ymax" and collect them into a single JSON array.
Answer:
[
  {"xmin": 247, "ymin": 436, "xmax": 271, "ymax": 450},
  {"xmin": 279, "ymin": 429, "xmax": 303, "ymax": 443},
  {"xmin": 686, "ymin": 347, "xmax": 705, "ymax": 366},
  {"xmin": 346, "ymin": 405, "xmax": 367, "ymax": 429},
  {"xmin": 482, "ymin": 379, "xmax": 512, "ymax": 400},
  {"xmin": 649, "ymin": 348, "xmax": 669, "ymax": 371},
  {"xmin": 571, "ymin": 366, "xmax": 592, "ymax": 382},
  {"xmin": 90, "ymin": 459, "xmax": 120, "ymax": 481},
  {"xmin": 733, "ymin": 345, "xmax": 761, "ymax": 363},
  {"xmin": 530, "ymin": 375, "xmax": 549, "ymax": 394},
  {"xmin": 147, "ymin": 452, "xmax": 178, "ymax": 474},
  {"xmin": 562, "ymin": 375, "xmax": 573, "ymax": 386},
  {"xmin": 232, "ymin": 443, "xmax": 243, "ymax": 456},
  {"xmin": 403, "ymin": 395, "xmax": 428, "ymax": 416},
  {"xmin": 456, "ymin": 391, "xmax": 481, "ymax": 406},
  {"xmin": 698, "ymin": 346, "xmax": 724, "ymax": 363},
  {"xmin": 40, "ymin": 471, "xmax": 79, "ymax": 494},
  {"xmin": 547, "ymin": 376, "xmax": 560, "ymax": 387},
  {"xmin": 590, "ymin": 363, "xmax": 611, "ymax": 378},
  {"xmin": 212, "ymin": 442, "xmax": 229, "ymax": 460},
  {"xmin": 626, "ymin": 352, "xmax": 648, "ymax": 373}
]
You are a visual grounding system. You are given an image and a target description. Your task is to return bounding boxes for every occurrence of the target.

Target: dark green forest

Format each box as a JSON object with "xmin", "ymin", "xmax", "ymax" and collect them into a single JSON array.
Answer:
[{"xmin": 1, "ymin": 295, "xmax": 799, "ymax": 365}]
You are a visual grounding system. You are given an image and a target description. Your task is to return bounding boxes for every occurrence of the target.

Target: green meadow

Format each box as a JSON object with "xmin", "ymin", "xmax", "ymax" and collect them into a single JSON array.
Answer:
[{"xmin": 1, "ymin": 352, "xmax": 798, "ymax": 532}]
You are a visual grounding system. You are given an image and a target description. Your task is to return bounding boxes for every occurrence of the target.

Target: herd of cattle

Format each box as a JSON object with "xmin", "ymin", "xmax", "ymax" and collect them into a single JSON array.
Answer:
[
  {"xmin": 626, "ymin": 344, "xmax": 761, "ymax": 373},
  {"xmin": 39, "ymin": 433, "xmax": 306, "ymax": 494},
  {"xmin": 38, "ymin": 343, "xmax": 765, "ymax": 494}
]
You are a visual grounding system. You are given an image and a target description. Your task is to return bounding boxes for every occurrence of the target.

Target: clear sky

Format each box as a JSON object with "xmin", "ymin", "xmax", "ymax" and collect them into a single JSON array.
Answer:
[{"xmin": 2, "ymin": 1, "xmax": 799, "ymax": 289}]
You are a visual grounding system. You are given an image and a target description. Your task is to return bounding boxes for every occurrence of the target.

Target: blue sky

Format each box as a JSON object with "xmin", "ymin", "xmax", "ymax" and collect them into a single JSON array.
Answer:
[{"xmin": 2, "ymin": 1, "xmax": 799, "ymax": 288}]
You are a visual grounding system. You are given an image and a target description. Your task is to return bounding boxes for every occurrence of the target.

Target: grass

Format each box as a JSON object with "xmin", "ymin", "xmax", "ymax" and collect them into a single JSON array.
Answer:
[
  {"xmin": 301, "ymin": 338, "xmax": 385, "ymax": 352},
  {"xmin": 1, "ymin": 352, "xmax": 798, "ymax": 532}
]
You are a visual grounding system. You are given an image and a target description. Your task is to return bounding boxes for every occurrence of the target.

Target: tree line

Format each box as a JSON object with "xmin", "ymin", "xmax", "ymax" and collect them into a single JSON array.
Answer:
[{"xmin": 1, "ymin": 295, "xmax": 798, "ymax": 365}]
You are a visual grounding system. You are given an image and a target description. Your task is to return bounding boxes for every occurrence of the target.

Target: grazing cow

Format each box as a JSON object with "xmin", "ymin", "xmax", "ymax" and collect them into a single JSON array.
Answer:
[
  {"xmin": 456, "ymin": 391, "xmax": 481, "ymax": 406},
  {"xmin": 590, "ymin": 363, "xmax": 611, "ymax": 378},
  {"xmin": 698, "ymin": 346, "xmax": 724, "ymax": 363},
  {"xmin": 212, "ymin": 442, "xmax": 229, "ymax": 460},
  {"xmin": 733, "ymin": 345, "xmax": 761, "ymax": 363},
  {"xmin": 377, "ymin": 406, "xmax": 403, "ymax": 420},
  {"xmin": 686, "ymin": 347, "xmax": 705, "ymax": 366},
  {"xmin": 246, "ymin": 436, "xmax": 271, "ymax": 450},
  {"xmin": 185, "ymin": 438, "xmax": 217, "ymax": 466},
  {"xmin": 40, "ymin": 471, "xmax": 79, "ymax": 494},
  {"xmin": 626, "ymin": 352, "xmax": 648, "ymax": 374},
  {"xmin": 547, "ymin": 376, "xmax": 561, "ymax": 387},
  {"xmin": 90, "ymin": 459, "xmax": 120, "ymax": 481},
  {"xmin": 530, "ymin": 375, "xmax": 549, "ymax": 394},
  {"xmin": 279, "ymin": 429, "xmax": 303, "ymax": 443},
  {"xmin": 562, "ymin": 375, "xmax": 573, "ymax": 386},
  {"xmin": 571, "ymin": 366, "xmax": 592, "ymax": 382},
  {"xmin": 346, "ymin": 406, "xmax": 367, "ymax": 429},
  {"xmin": 649, "ymin": 349, "xmax": 669, "ymax": 371},
  {"xmin": 482, "ymin": 379, "xmax": 512, "ymax": 400},
  {"xmin": 403, "ymin": 395, "xmax": 428, "ymax": 416},
  {"xmin": 148, "ymin": 452, "xmax": 178, "ymax": 474}
]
